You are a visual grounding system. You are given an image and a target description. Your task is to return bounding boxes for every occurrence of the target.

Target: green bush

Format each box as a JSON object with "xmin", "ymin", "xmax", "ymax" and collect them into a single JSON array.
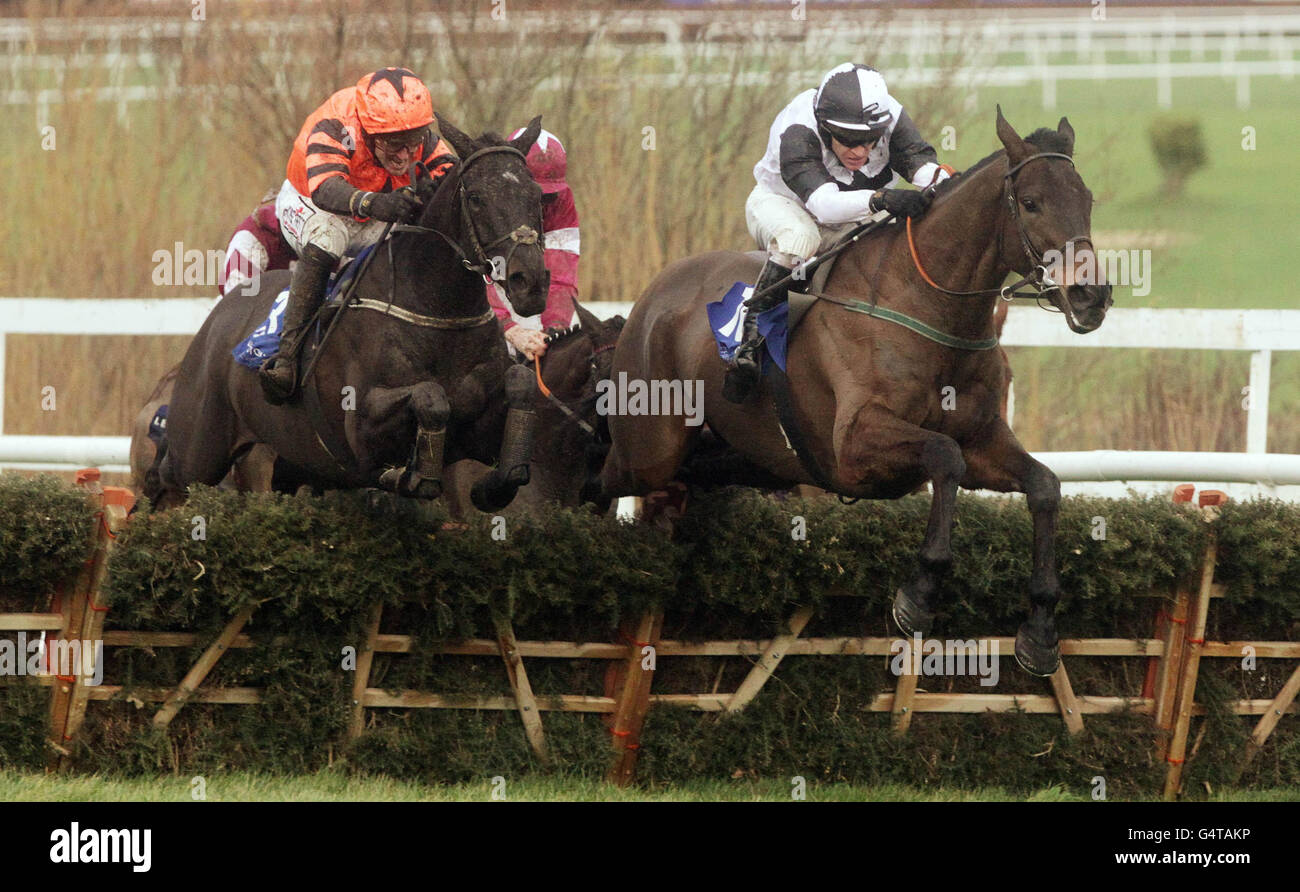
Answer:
[
  {"xmin": 0, "ymin": 474, "xmax": 95, "ymax": 611},
  {"xmin": 1148, "ymin": 116, "xmax": 1207, "ymax": 196},
  {"xmin": 1, "ymin": 485, "xmax": 1297, "ymax": 796}
]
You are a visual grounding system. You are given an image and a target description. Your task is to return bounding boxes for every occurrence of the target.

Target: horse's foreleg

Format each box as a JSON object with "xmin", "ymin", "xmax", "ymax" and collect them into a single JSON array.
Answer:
[
  {"xmin": 889, "ymin": 434, "xmax": 966, "ymax": 640},
  {"xmin": 471, "ymin": 364, "xmax": 537, "ymax": 513},
  {"xmin": 360, "ymin": 382, "xmax": 450, "ymax": 500},
  {"xmin": 961, "ymin": 420, "xmax": 1062, "ymax": 676}
]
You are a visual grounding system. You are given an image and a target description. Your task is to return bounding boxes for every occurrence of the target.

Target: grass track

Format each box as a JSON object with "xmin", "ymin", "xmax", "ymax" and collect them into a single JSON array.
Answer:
[{"xmin": 2, "ymin": 770, "xmax": 1296, "ymax": 802}]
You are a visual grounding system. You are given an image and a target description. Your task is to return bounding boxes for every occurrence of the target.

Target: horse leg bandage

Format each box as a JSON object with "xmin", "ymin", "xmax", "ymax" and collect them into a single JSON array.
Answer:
[{"xmin": 412, "ymin": 426, "xmax": 446, "ymax": 489}]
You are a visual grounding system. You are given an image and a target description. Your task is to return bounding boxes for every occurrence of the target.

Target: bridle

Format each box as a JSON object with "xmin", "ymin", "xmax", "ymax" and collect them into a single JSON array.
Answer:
[
  {"xmin": 300, "ymin": 143, "xmax": 546, "ymax": 389},
  {"xmin": 907, "ymin": 150, "xmax": 1094, "ymax": 307},
  {"xmin": 394, "ymin": 144, "xmax": 543, "ymax": 280},
  {"xmin": 532, "ymin": 332, "xmax": 617, "ymax": 439}
]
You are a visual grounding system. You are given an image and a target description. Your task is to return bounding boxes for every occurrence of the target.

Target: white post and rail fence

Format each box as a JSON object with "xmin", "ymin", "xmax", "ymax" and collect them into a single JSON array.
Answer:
[{"xmin": 1, "ymin": 298, "xmax": 1298, "ymax": 496}]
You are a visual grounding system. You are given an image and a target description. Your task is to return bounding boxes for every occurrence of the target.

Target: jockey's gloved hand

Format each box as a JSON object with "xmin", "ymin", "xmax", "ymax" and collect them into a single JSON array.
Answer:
[
  {"xmin": 870, "ymin": 188, "xmax": 931, "ymax": 219},
  {"xmin": 356, "ymin": 188, "xmax": 423, "ymax": 223}
]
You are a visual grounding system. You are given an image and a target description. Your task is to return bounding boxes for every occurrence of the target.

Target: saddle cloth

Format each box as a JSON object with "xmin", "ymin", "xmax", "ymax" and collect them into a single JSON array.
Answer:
[
  {"xmin": 705, "ymin": 252, "xmax": 835, "ymax": 373},
  {"xmin": 230, "ymin": 243, "xmax": 378, "ymax": 370}
]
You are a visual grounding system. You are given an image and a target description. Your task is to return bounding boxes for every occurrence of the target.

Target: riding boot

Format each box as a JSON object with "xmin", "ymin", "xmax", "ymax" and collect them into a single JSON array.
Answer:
[
  {"xmin": 259, "ymin": 243, "xmax": 336, "ymax": 405},
  {"xmin": 723, "ymin": 256, "xmax": 791, "ymax": 404}
]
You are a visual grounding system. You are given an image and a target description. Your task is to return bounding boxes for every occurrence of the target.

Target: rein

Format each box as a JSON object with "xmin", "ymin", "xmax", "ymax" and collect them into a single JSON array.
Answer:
[
  {"xmin": 298, "ymin": 147, "xmax": 539, "ymax": 392},
  {"xmin": 532, "ymin": 337, "xmax": 617, "ymax": 438},
  {"xmin": 905, "ymin": 151, "xmax": 1088, "ymax": 302}
]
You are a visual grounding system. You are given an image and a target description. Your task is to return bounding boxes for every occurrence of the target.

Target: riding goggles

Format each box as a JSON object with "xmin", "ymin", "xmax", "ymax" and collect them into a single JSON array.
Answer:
[
  {"xmin": 373, "ymin": 126, "xmax": 429, "ymax": 154},
  {"xmin": 824, "ymin": 124, "xmax": 885, "ymax": 149}
]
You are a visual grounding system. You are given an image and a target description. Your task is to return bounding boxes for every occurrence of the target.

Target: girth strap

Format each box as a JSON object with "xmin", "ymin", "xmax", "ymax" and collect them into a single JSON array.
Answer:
[
  {"xmin": 811, "ymin": 291, "xmax": 1000, "ymax": 351},
  {"xmin": 350, "ymin": 298, "xmax": 496, "ymax": 329},
  {"xmin": 765, "ymin": 361, "xmax": 838, "ymax": 493}
]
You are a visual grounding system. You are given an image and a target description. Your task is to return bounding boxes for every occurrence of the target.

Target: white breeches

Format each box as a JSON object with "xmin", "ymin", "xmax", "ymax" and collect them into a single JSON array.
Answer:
[
  {"xmin": 745, "ymin": 184, "xmax": 875, "ymax": 267},
  {"xmin": 275, "ymin": 179, "xmax": 387, "ymax": 261}
]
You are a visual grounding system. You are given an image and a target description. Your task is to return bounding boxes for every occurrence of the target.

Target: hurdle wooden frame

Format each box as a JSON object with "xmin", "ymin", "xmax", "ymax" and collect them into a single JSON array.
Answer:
[{"xmin": 2, "ymin": 473, "xmax": 1296, "ymax": 791}]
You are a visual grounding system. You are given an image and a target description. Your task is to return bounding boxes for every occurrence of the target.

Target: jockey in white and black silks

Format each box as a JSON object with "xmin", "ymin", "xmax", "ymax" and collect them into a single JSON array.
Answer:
[{"xmin": 725, "ymin": 62, "xmax": 954, "ymax": 403}]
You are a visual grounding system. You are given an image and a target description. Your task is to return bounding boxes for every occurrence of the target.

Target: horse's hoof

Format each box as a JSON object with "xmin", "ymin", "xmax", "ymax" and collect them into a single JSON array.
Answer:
[
  {"xmin": 470, "ymin": 476, "xmax": 514, "ymax": 513},
  {"xmin": 377, "ymin": 467, "xmax": 403, "ymax": 493},
  {"xmin": 891, "ymin": 587, "xmax": 934, "ymax": 639},
  {"xmin": 505, "ymin": 463, "xmax": 530, "ymax": 488},
  {"xmin": 1014, "ymin": 625, "xmax": 1060, "ymax": 677}
]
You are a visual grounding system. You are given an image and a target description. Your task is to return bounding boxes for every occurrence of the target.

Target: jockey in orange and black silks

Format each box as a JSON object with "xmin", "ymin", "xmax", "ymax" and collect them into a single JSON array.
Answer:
[
  {"xmin": 260, "ymin": 67, "xmax": 458, "ymax": 404},
  {"xmin": 725, "ymin": 62, "xmax": 954, "ymax": 404}
]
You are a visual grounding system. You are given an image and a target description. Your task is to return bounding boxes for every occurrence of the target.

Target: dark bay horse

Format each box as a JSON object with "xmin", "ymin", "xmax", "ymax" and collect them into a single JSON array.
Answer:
[
  {"xmin": 135, "ymin": 301, "xmax": 624, "ymax": 515},
  {"xmin": 147, "ymin": 119, "xmax": 553, "ymax": 513},
  {"xmin": 587, "ymin": 109, "xmax": 1113, "ymax": 676},
  {"xmin": 444, "ymin": 300, "xmax": 625, "ymax": 515}
]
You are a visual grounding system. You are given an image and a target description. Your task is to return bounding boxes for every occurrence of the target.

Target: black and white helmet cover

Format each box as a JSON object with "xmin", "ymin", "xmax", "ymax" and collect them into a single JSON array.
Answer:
[{"xmin": 814, "ymin": 63, "xmax": 894, "ymax": 144}]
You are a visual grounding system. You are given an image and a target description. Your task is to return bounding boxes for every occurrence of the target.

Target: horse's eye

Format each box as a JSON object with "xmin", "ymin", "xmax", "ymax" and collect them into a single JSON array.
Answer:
[
  {"xmin": 1021, "ymin": 197, "xmax": 1038, "ymax": 212},
  {"xmin": 467, "ymin": 192, "xmax": 484, "ymax": 209}
]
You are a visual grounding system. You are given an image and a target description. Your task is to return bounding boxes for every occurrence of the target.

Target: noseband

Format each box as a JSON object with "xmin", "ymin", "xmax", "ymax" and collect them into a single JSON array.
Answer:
[{"xmin": 1002, "ymin": 151, "xmax": 1094, "ymax": 304}]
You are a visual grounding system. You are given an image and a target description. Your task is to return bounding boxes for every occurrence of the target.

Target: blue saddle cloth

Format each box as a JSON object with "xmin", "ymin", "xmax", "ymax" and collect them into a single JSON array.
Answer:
[
  {"xmin": 706, "ymin": 281, "xmax": 790, "ymax": 372},
  {"xmin": 230, "ymin": 243, "xmax": 378, "ymax": 370},
  {"xmin": 147, "ymin": 404, "xmax": 168, "ymax": 444}
]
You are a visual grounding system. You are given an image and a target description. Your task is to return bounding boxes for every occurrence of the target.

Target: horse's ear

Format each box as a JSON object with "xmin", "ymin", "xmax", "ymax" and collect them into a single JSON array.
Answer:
[
  {"xmin": 1056, "ymin": 116, "xmax": 1076, "ymax": 155},
  {"xmin": 995, "ymin": 104, "xmax": 1029, "ymax": 167},
  {"xmin": 437, "ymin": 115, "xmax": 474, "ymax": 160},
  {"xmin": 572, "ymin": 296, "xmax": 602, "ymax": 334},
  {"xmin": 509, "ymin": 115, "xmax": 543, "ymax": 155}
]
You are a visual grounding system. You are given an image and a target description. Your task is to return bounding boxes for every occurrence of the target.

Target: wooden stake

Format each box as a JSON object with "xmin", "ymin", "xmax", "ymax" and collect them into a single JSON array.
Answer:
[
  {"xmin": 493, "ymin": 612, "xmax": 549, "ymax": 766},
  {"xmin": 1153, "ymin": 587, "xmax": 1190, "ymax": 761},
  {"xmin": 1162, "ymin": 539, "xmax": 1217, "ymax": 800},
  {"xmin": 726, "ymin": 605, "xmax": 814, "ymax": 713},
  {"xmin": 1048, "ymin": 660, "xmax": 1085, "ymax": 735},
  {"xmin": 607, "ymin": 610, "xmax": 663, "ymax": 787},
  {"xmin": 47, "ymin": 472, "xmax": 104, "ymax": 769},
  {"xmin": 347, "ymin": 602, "xmax": 384, "ymax": 741},
  {"xmin": 153, "ymin": 605, "xmax": 257, "ymax": 729},
  {"xmin": 1240, "ymin": 661, "xmax": 1300, "ymax": 768},
  {"xmin": 891, "ymin": 663, "xmax": 920, "ymax": 736}
]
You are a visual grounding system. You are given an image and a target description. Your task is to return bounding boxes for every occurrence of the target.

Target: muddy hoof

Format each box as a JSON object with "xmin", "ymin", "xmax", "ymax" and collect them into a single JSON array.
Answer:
[
  {"xmin": 471, "ymin": 475, "xmax": 516, "ymax": 513},
  {"xmin": 1014, "ymin": 625, "xmax": 1060, "ymax": 677},
  {"xmin": 891, "ymin": 587, "xmax": 934, "ymax": 639}
]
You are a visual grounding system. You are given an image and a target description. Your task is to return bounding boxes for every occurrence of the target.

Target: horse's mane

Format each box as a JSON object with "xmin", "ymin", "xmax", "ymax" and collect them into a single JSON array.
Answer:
[
  {"xmin": 544, "ymin": 314, "xmax": 626, "ymax": 347},
  {"xmin": 930, "ymin": 127, "xmax": 1073, "ymax": 200},
  {"xmin": 545, "ymin": 324, "xmax": 584, "ymax": 345}
]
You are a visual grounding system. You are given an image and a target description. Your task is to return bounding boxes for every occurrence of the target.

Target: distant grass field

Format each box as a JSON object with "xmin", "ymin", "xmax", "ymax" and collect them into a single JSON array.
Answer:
[{"xmin": 2, "ymin": 770, "xmax": 1296, "ymax": 802}]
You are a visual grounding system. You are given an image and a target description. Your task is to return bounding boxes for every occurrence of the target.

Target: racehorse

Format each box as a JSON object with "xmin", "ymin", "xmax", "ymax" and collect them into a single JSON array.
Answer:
[
  {"xmin": 134, "ymin": 300, "xmax": 624, "ymax": 516},
  {"xmin": 147, "ymin": 119, "xmax": 553, "ymax": 513},
  {"xmin": 584, "ymin": 109, "xmax": 1113, "ymax": 676},
  {"xmin": 443, "ymin": 301, "xmax": 625, "ymax": 515}
]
